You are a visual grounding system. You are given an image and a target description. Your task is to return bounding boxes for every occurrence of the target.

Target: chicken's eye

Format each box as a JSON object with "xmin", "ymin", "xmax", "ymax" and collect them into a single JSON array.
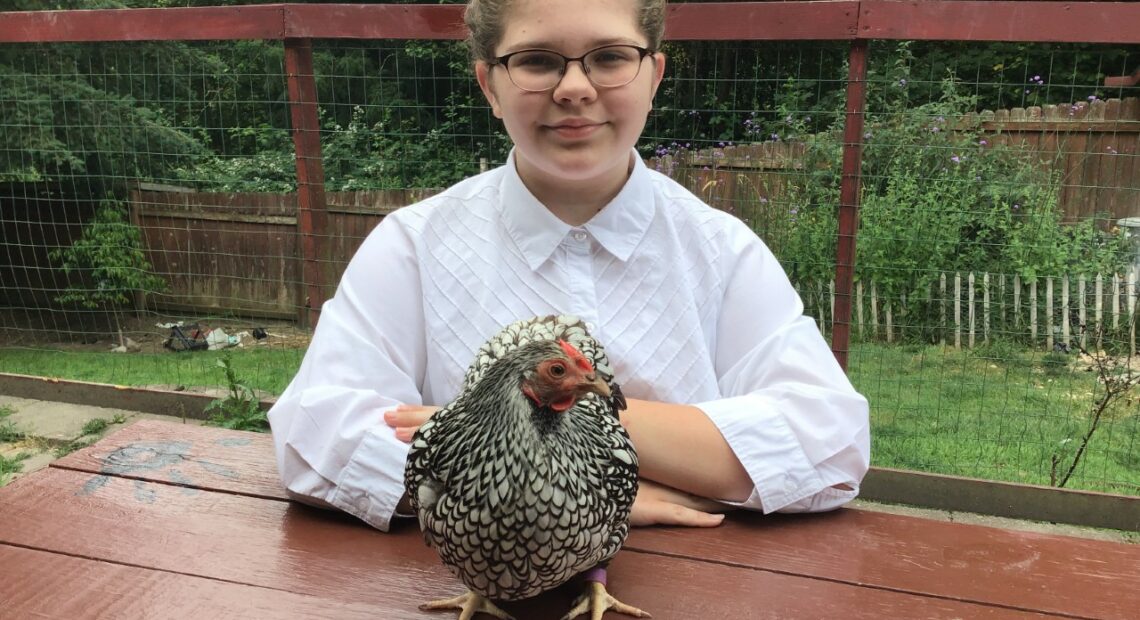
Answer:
[{"xmin": 549, "ymin": 363, "xmax": 566, "ymax": 377}]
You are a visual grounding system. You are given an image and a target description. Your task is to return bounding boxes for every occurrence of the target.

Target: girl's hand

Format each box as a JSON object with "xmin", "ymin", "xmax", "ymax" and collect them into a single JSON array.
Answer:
[
  {"xmin": 384, "ymin": 404, "xmax": 441, "ymax": 442},
  {"xmin": 629, "ymin": 479, "xmax": 729, "ymax": 528}
]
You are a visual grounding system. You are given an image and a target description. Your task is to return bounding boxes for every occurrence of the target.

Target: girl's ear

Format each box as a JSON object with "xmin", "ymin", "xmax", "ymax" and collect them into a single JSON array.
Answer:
[
  {"xmin": 475, "ymin": 61, "xmax": 504, "ymax": 119},
  {"xmin": 649, "ymin": 51, "xmax": 666, "ymax": 100}
]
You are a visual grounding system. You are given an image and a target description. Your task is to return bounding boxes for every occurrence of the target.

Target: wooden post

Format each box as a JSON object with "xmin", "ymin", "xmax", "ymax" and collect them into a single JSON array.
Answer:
[
  {"xmin": 1030, "ymin": 279, "xmax": 1038, "ymax": 346},
  {"xmin": 940, "ymin": 273, "xmax": 947, "ymax": 346},
  {"xmin": 1095, "ymin": 273, "xmax": 1103, "ymax": 350},
  {"xmin": 1061, "ymin": 275, "xmax": 1070, "ymax": 349},
  {"xmin": 831, "ymin": 40, "xmax": 868, "ymax": 371},
  {"xmin": 1113, "ymin": 273, "xmax": 1121, "ymax": 331},
  {"xmin": 1014, "ymin": 274, "xmax": 1021, "ymax": 330},
  {"xmin": 1078, "ymin": 274, "xmax": 1086, "ymax": 350},
  {"xmin": 1130, "ymin": 266, "xmax": 1138, "ymax": 356},
  {"xmin": 1046, "ymin": 277, "xmax": 1054, "ymax": 352},
  {"xmin": 954, "ymin": 272, "xmax": 962, "ymax": 349},
  {"xmin": 968, "ymin": 272, "xmax": 976, "ymax": 348},
  {"xmin": 285, "ymin": 38, "xmax": 329, "ymax": 329},
  {"xmin": 983, "ymin": 272, "xmax": 990, "ymax": 344}
]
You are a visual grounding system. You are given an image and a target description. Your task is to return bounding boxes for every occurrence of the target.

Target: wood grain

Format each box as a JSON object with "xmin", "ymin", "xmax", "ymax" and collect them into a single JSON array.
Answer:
[
  {"xmin": 627, "ymin": 509, "xmax": 1140, "ymax": 620},
  {"xmin": 0, "ymin": 470, "xmax": 1064, "ymax": 619},
  {"xmin": 47, "ymin": 420, "xmax": 1140, "ymax": 619},
  {"xmin": 0, "ymin": 544, "xmax": 387, "ymax": 619},
  {"xmin": 50, "ymin": 419, "xmax": 287, "ymax": 500}
]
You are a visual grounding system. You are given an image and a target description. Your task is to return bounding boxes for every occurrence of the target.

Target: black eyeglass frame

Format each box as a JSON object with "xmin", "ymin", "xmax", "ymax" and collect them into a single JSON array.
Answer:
[{"xmin": 489, "ymin": 44, "xmax": 655, "ymax": 92}]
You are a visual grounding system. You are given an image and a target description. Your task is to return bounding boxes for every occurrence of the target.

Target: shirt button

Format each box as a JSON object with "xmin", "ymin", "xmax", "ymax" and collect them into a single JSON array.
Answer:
[{"xmin": 572, "ymin": 231, "xmax": 587, "ymax": 242}]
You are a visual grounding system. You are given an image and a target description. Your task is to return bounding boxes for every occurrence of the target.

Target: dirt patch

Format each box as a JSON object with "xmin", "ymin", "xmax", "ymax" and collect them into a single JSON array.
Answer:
[{"xmin": 0, "ymin": 310, "xmax": 313, "ymax": 354}]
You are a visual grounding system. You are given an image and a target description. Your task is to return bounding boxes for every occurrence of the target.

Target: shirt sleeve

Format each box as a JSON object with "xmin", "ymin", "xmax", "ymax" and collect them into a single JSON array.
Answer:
[
  {"xmin": 267, "ymin": 213, "xmax": 426, "ymax": 532},
  {"xmin": 694, "ymin": 225, "xmax": 870, "ymax": 514}
]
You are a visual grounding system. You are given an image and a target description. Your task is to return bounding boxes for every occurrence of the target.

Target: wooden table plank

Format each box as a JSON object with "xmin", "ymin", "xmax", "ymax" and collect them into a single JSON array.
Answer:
[
  {"xmin": 0, "ymin": 544, "xmax": 385, "ymax": 619},
  {"xmin": 47, "ymin": 420, "xmax": 1140, "ymax": 619},
  {"xmin": 0, "ymin": 468, "xmax": 1064, "ymax": 619},
  {"xmin": 51, "ymin": 419, "xmax": 287, "ymax": 500},
  {"xmin": 627, "ymin": 509, "xmax": 1140, "ymax": 620}
]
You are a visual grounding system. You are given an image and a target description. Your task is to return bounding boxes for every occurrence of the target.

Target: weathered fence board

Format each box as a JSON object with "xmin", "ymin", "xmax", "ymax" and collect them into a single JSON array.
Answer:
[{"xmin": 800, "ymin": 267, "xmax": 1140, "ymax": 353}]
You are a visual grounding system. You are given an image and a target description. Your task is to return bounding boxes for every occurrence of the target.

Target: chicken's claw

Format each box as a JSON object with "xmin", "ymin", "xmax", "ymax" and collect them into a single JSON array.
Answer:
[
  {"xmin": 561, "ymin": 580, "xmax": 650, "ymax": 620},
  {"xmin": 420, "ymin": 590, "xmax": 515, "ymax": 620}
]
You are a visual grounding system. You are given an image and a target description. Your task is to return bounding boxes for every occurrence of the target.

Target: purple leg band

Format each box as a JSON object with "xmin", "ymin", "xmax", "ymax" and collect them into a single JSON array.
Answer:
[{"xmin": 583, "ymin": 567, "xmax": 607, "ymax": 586}]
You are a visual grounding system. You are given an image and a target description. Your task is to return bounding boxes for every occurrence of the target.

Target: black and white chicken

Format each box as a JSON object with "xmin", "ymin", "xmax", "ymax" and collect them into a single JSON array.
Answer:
[{"xmin": 405, "ymin": 315, "xmax": 646, "ymax": 620}]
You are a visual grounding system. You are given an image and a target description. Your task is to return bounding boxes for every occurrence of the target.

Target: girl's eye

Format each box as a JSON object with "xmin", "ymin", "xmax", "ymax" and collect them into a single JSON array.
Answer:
[
  {"xmin": 512, "ymin": 52, "xmax": 562, "ymax": 72},
  {"xmin": 550, "ymin": 363, "xmax": 566, "ymax": 377}
]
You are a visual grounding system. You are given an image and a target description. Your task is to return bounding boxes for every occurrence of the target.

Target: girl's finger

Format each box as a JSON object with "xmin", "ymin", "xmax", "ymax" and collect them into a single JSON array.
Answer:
[{"xmin": 394, "ymin": 426, "xmax": 420, "ymax": 443}]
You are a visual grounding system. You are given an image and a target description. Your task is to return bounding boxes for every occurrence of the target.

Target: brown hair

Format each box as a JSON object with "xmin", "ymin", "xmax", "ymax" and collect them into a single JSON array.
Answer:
[{"xmin": 463, "ymin": 0, "xmax": 667, "ymax": 63}]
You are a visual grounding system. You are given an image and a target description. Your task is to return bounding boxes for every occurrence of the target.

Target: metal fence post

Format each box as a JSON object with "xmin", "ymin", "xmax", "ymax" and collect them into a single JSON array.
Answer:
[{"xmin": 284, "ymin": 37, "xmax": 329, "ymax": 329}]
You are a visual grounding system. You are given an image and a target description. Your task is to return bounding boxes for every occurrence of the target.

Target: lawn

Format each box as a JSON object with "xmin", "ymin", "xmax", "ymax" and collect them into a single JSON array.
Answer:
[
  {"xmin": 849, "ymin": 342, "xmax": 1140, "ymax": 495},
  {"xmin": 1, "ymin": 340, "xmax": 1136, "ymax": 496}
]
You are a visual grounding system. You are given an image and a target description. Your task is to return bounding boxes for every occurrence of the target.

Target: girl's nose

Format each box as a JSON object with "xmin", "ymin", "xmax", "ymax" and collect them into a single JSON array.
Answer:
[{"xmin": 553, "ymin": 60, "xmax": 597, "ymax": 101}]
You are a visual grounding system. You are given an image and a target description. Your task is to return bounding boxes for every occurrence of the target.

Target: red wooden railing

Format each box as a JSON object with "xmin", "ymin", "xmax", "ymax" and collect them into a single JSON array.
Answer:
[{"xmin": 2, "ymin": 1, "xmax": 1138, "ymax": 368}]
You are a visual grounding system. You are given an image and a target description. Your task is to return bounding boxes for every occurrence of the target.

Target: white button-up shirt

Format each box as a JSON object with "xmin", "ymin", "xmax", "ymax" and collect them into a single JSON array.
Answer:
[{"xmin": 268, "ymin": 150, "xmax": 870, "ymax": 531}]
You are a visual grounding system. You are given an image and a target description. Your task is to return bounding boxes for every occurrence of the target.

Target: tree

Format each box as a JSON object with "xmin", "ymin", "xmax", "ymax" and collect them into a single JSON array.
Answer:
[{"xmin": 48, "ymin": 197, "xmax": 166, "ymax": 348}]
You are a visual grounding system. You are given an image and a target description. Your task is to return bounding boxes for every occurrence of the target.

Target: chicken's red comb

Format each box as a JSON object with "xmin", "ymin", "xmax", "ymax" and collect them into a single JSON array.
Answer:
[{"xmin": 557, "ymin": 339, "xmax": 594, "ymax": 372}]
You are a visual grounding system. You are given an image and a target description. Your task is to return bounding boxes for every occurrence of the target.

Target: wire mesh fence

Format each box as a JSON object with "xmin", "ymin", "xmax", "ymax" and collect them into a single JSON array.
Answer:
[{"xmin": 1, "ymin": 5, "xmax": 1139, "ymax": 497}]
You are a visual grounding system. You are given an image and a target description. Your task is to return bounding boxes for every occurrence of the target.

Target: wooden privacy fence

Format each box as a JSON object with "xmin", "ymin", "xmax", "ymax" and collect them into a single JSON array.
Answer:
[
  {"xmin": 799, "ymin": 268, "xmax": 1140, "ymax": 353},
  {"xmin": 130, "ymin": 184, "xmax": 439, "ymax": 320},
  {"xmin": 663, "ymin": 98, "xmax": 1140, "ymax": 225}
]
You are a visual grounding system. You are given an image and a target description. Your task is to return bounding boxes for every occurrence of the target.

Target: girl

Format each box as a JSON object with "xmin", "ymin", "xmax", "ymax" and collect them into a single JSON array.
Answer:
[{"xmin": 269, "ymin": 0, "xmax": 869, "ymax": 535}]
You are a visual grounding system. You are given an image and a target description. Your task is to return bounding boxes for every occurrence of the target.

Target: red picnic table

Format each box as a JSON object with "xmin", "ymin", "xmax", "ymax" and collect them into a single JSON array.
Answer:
[{"xmin": 0, "ymin": 419, "xmax": 1137, "ymax": 619}]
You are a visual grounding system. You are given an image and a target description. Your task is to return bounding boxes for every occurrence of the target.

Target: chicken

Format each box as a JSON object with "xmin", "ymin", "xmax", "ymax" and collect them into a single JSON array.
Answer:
[{"xmin": 405, "ymin": 315, "xmax": 647, "ymax": 620}]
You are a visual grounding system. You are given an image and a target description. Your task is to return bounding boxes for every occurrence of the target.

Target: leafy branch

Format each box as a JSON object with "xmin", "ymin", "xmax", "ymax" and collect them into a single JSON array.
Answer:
[{"xmin": 1050, "ymin": 309, "xmax": 1140, "ymax": 488}]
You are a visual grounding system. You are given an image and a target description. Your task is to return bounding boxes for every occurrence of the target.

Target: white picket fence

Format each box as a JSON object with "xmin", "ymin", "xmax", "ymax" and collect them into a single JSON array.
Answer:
[{"xmin": 799, "ymin": 266, "xmax": 1140, "ymax": 352}]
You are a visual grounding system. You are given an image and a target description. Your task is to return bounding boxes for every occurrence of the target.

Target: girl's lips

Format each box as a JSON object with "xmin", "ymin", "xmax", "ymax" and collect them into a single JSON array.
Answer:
[{"xmin": 548, "ymin": 123, "xmax": 602, "ymax": 139}]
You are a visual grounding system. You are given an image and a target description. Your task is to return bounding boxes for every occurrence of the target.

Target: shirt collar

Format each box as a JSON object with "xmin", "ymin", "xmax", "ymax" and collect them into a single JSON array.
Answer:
[{"xmin": 500, "ymin": 149, "xmax": 655, "ymax": 271}]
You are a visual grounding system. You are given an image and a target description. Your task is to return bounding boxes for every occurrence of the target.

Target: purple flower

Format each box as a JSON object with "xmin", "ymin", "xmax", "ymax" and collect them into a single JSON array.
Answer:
[
  {"xmin": 863, "ymin": 132, "xmax": 873, "ymax": 140},
  {"xmin": 951, "ymin": 155, "xmax": 961, "ymax": 164},
  {"xmin": 978, "ymin": 139, "xmax": 988, "ymax": 146},
  {"xmin": 789, "ymin": 208, "xmax": 798, "ymax": 215},
  {"xmin": 760, "ymin": 197, "xmax": 769, "ymax": 204},
  {"xmin": 899, "ymin": 78, "xmax": 907, "ymax": 86},
  {"xmin": 931, "ymin": 127, "xmax": 941, "ymax": 133},
  {"xmin": 1088, "ymin": 95, "xmax": 1098, "ymax": 101},
  {"xmin": 770, "ymin": 133, "xmax": 780, "ymax": 141},
  {"xmin": 1013, "ymin": 203, "xmax": 1020, "ymax": 210}
]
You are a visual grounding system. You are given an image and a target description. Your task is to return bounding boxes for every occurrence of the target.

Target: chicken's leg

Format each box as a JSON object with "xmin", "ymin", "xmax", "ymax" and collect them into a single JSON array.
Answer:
[
  {"xmin": 420, "ymin": 590, "xmax": 515, "ymax": 620},
  {"xmin": 561, "ymin": 568, "xmax": 650, "ymax": 620}
]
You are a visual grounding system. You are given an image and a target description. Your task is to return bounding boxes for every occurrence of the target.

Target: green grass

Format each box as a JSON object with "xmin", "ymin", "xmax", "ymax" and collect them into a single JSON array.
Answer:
[
  {"xmin": 0, "ymin": 451, "xmax": 28, "ymax": 487},
  {"xmin": 849, "ymin": 341, "xmax": 1140, "ymax": 496},
  {"xmin": 0, "ymin": 405, "xmax": 28, "ymax": 487},
  {"xmin": 1, "ymin": 341, "xmax": 1137, "ymax": 496},
  {"xmin": 0, "ymin": 347, "xmax": 305, "ymax": 396}
]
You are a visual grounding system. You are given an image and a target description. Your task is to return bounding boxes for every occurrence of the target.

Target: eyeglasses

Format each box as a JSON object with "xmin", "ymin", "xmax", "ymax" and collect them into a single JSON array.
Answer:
[{"xmin": 490, "ymin": 44, "xmax": 654, "ymax": 92}]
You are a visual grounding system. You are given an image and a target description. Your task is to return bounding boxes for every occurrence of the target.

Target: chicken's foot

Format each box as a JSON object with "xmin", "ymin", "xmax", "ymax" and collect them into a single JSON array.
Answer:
[
  {"xmin": 420, "ymin": 590, "xmax": 515, "ymax": 620},
  {"xmin": 561, "ymin": 578, "xmax": 650, "ymax": 620}
]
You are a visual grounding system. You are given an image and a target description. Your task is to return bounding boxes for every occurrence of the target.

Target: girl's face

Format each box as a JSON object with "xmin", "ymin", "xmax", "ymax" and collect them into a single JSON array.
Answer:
[{"xmin": 475, "ymin": 0, "xmax": 665, "ymax": 194}]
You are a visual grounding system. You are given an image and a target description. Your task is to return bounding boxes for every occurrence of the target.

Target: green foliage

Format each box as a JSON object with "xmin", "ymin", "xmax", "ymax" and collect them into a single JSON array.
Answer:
[
  {"xmin": 49, "ymin": 197, "xmax": 166, "ymax": 312},
  {"xmin": 764, "ymin": 43, "xmax": 1133, "ymax": 345},
  {"xmin": 80, "ymin": 417, "xmax": 111, "ymax": 436},
  {"xmin": 0, "ymin": 451, "xmax": 29, "ymax": 487},
  {"xmin": 204, "ymin": 355, "xmax": 269, "ymax": 432},
  {"xmin": 0, "ymin": 43, "xmax": 209, "ymax": 188},
  {"xmin": 0, "ymin": 405, "xmax": 22, "ymax": 443}
]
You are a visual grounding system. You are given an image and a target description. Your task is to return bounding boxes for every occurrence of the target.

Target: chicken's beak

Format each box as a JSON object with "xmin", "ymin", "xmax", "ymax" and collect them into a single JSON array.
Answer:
[{"xmin": 581, "ymin": 374, "xmax": 611, "ymax": 399}]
